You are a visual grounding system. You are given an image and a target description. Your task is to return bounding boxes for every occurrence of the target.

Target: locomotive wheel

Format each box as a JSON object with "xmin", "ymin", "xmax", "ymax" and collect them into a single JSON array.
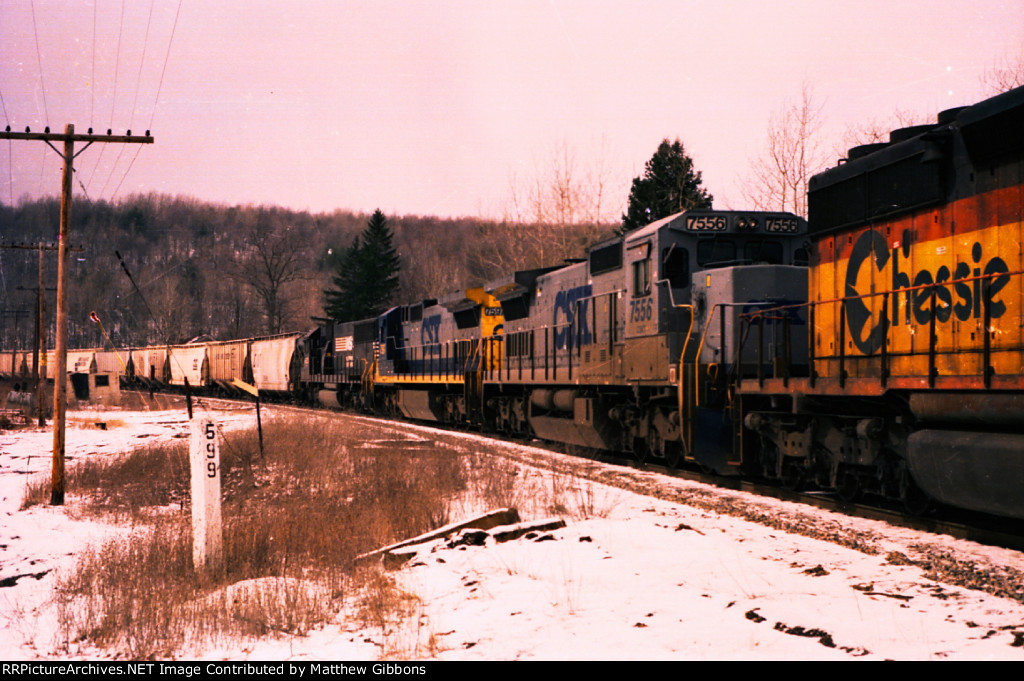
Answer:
[
  {"xmin": 900, "ymin": 473, "xmax": 933, "ymax": 516},
  {"xmin": 781, "ymin": 461, "xmax": 806, "ymax": 492},
  {"xmin": 836, "ymin": 470, "xmax": 862, "ymax": 503}
]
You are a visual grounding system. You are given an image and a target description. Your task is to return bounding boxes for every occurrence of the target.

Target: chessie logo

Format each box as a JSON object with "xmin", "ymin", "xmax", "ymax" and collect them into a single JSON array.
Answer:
[{"xmin": 843, "ymin": 230, "xmax": 1009, "ymax": 354}]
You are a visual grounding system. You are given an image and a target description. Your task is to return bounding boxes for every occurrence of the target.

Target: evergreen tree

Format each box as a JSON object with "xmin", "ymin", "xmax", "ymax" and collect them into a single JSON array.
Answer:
[
  {"xmin": 323, "ymin": 235, "xmax": 362, "ymax": 322},
  {"xmin": 323, "ymin": 209, "xmax": 401, "ymax": 321},
  {"xmin": 620, "ymin": 138, "xmax": 713, "ymax": 234}
]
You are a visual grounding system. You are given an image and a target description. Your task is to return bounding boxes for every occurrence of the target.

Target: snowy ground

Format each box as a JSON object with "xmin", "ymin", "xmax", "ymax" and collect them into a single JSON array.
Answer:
[{"xmin": 1, "ymin": 403, "xmax": 1023, "ymax": 661}]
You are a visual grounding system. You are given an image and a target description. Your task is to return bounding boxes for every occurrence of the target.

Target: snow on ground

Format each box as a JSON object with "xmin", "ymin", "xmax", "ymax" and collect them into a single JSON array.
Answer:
[{"xmin": 1, "ymin": 405, "xmax": 1024, "ymax": 661}]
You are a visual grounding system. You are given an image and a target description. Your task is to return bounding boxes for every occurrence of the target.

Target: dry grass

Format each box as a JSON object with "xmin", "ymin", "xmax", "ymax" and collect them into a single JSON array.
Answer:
[
  {"xmin": 46, "ymin": 412, "xmax": 600, "ymax": 659},
  {"xmin": 22, "ymin": 440, "xmax": 191, "ymax": 512},
  {"xmin": 49, "ymin": 415, "xmax": 477, "ymax": 659}
]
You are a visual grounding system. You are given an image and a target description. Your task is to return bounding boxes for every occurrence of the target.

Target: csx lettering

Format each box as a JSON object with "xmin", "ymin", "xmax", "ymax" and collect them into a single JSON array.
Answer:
[
  {"xmin": 553, "ymin": 285, "xmax": 592, "ymax": 349},
  {"xmin": 844, "ymin": 230, "xmax": 1009, "ymax": 354}
]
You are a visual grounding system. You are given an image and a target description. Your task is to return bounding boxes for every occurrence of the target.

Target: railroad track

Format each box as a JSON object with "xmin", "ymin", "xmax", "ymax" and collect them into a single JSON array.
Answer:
[{"xmin": 177, "ymin": 392, "xmax": 1024, "ymax": 555}]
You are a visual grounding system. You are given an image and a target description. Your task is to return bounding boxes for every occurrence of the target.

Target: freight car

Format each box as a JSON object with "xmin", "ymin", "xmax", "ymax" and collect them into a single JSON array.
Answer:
[{"xmin": 738, "ymin": 84, "xmax": 1024, "ymax": 519}]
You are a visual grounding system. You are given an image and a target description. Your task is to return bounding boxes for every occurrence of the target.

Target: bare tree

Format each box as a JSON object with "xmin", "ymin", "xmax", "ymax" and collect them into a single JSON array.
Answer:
[
  {"xmin": 834, "ymin": 108, "xmax": 924, "ymax": 162},
  {"xmin": 506, "ymin": 139, "xmax": 620, "ymax": 227},
  {"xmin": 981, "ymin": 47, "xmax": 1024, "ymax": 94},
  {"xmin": 741, "ymin": 85, "xmax": 827, "ymax": 218},
  {"xmin": 230, "ymin": 209, "xmax": 310, "ymax": 335},
  {"xmin": 489, "ymin": 139, "xmax": 617, "ymax": 275}
]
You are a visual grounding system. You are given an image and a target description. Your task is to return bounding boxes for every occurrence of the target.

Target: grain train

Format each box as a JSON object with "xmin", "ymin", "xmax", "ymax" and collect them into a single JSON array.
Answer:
[{"xmin": 3, "ymin": 84, "xmax": 1022, "ymax": 521}]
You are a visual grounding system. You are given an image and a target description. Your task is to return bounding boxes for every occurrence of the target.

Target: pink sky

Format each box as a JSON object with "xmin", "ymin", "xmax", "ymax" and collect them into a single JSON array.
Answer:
[{"xmin": 1, "ymin": 0, "xmax": 1022, "ymax": 220}]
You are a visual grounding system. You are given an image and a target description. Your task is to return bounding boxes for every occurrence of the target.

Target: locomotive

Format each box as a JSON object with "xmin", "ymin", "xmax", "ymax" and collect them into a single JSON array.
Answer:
[
  {"xmin": 740, "ymin": 83, "xmax": 1024, "ymax": 520},
  {"xmin": 304, "ymin": 208, "xmax": 809, "ymax": 474},
  {"xmin": 5, "ymin": 85, "xmax": 1022, "ymax": 522}
]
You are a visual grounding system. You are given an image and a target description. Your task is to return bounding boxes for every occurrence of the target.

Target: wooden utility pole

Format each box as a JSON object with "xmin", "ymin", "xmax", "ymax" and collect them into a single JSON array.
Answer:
[
  {"xmin": 36, "ymin": 245, "xmax": 45, "ymax": 426},
  {"xmin": 7, "ymin": 243, "xmax": 66, "ymax": 426},
  {"xmin": 0, "ymin": 124, "xmax": 153, "ymax": 504}
]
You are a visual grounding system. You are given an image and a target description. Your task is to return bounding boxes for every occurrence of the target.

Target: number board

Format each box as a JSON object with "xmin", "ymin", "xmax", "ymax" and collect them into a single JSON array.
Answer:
[
  {"xmin": 685, "ymin": 215, "xmax": 728, "ymax": 231},
  {"xmin": 190, "ymin": 417, "xmax": 223, "ymax": 572},
  {"xmin": 765, "ymin": 217, "xmax": 801, "ymax": 233}
]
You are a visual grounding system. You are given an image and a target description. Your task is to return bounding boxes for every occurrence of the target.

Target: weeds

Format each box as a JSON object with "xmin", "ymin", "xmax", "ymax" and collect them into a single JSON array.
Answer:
[
  {"xmin": 46, "ymin": 412, "xmax": 605, "ymax": 659},
  {"xmin": 49, "ymin": 414, "xmax": 492, "ymax": 659}
]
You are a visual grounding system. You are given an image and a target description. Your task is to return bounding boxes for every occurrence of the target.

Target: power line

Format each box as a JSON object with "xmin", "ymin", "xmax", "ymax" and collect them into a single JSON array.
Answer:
[
  {"xmin": 128, "ymin": 1, "xmax": 156, "ymax": 132},
  {"xmin": 109, "ymin": 0, "xmax": 126, "ymax": 129},
  {"xmin": 109, "ymin": 144, "xmax": 144, "ymax": 201},
  {"xmin": 0, "ymin": 84, "xmax": 12, "ymax": 205},
  {"xmin": 149, "ymin": 0, "xmax": 183, "ymax": 131},
  {"xmin": 107, "ymin": 0, "xmax": 158, "ymax": 201},
  {"xmin": 86, "ymin": 0, "xmax": 129, "ymax": 198},
  {"xmin": 90, "ymin": 0, "xmax": 97, "ymax": 128},
  {"xmin": 28, "ymin": 0, "xmax": 49, "ymax": 124}
]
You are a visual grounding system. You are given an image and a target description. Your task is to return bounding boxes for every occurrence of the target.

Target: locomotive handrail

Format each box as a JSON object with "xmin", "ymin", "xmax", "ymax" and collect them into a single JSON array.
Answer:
[
  {"xmin": 669, "ymin": 303, "xmax": 695, "ymax": 461},
  {"xmin": 487, "ymin": 320, "xmax": 578, "ymax": 383},
  {"xmin": 738, "ymin": 266, "xmax": 1024, "ymax": 387},
  {"xmin": 573, "ymin": 288, "xmax": 625, "ymax": 363},
  {"xmin": 692, "ymin": 302, "xmax": 752, "ymax": 408}
]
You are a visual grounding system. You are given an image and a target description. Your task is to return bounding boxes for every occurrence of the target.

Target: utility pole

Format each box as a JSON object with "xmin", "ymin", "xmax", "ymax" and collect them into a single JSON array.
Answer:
[
  {"xmin": 37, "ymin": 245, "xmax": 46, "ymax": 426},
  {"xmin": 6, "ymin": 243, "xmax": 67, "ymax": 427},
  {"xmin": 0, "ymin": 124, "xmax": 153, "ymax": 504}
]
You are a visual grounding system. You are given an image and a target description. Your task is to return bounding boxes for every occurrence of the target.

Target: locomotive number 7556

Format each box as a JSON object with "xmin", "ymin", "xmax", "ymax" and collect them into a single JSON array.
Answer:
[{"xmin": 629, "ymin": 297, "xmax": 654, "ymax": 323}]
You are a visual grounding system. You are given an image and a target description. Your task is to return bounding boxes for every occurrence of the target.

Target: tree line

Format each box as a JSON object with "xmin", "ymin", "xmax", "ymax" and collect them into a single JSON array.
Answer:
[
  {"xmin": 322, "ymin": 139, "xmax": 712, "ymax": 322},
  {"xmin": 0, "ymin": 135, "xmax": 714, "ymax": 348}
]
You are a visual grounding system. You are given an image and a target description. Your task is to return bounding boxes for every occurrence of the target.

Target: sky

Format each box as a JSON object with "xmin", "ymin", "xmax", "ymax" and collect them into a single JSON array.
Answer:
[
  {"xmin": 1, "ymin": 0, "xmax": 1023, "ymax": 221},
  {"xmin": 3, "ymin": 405, "xmax": 1024, "ymax": 660}
]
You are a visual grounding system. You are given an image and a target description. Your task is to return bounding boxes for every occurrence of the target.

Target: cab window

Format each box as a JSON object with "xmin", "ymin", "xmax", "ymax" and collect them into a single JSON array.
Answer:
[
  {"xmin": 632, "ymin": 258, "xmax": 651, "ymax": 297},
  {"xmin": 743, "ymin": 239, "xmax": 784, "ymax": 264},
  {"xmin": 662, "ymin": 246, "xmax": 690, "ymax": 288},
  {"xmin": 697, "ymin": 239, "xmax": 736, "ymax": 267}
]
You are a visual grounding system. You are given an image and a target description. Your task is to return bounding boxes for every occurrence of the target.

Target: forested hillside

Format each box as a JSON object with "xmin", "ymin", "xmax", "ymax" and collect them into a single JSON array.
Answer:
[{"xmin": 0, "ymin": 194, "xmax": 610, "ymax": 349}]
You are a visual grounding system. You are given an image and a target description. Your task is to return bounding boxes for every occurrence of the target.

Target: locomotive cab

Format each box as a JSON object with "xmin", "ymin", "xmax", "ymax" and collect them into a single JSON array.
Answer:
[{"xmin": 632, "ymin": 210, "xmax": 809, "ymax": 472}]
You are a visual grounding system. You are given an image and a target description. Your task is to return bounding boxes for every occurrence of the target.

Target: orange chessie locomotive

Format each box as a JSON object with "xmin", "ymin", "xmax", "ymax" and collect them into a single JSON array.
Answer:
[{"xmin": 739, "ymin": 85, "xmax": 1024, "ymax": 519}]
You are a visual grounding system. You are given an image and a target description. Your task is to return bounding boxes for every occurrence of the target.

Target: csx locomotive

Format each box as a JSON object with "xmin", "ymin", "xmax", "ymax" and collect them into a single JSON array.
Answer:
[
  {"xmin": 6, "ymin": 85, "xmax": 1022, "ymax": 521},
  {"xmin": 304, "ymin": 208, "xmax": 809, "ymax": 475}
]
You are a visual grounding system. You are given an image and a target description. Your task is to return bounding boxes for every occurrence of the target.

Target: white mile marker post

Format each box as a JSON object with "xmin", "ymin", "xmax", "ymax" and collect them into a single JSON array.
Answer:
[{"xmin": 190, "ymin": 417, "xmax": 224, "ymax": 575}]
